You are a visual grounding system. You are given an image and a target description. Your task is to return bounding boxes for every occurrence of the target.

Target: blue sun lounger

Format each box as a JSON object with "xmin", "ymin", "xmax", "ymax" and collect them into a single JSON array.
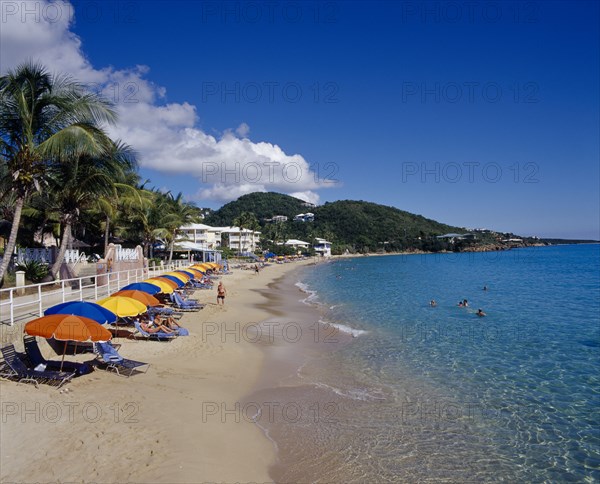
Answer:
[
  {"xmin": 23, "ymin": 336, "xmax": 93, "ymax": 376},
  {"xmin": 171, "ymin": 292, "xmax": 203, "ymax": 310},
  {"xmin": 133, "ymin": 321, "xmax": 177, "ymax": 341},
  {"xmin": 93, "ymin": 341, "xmax": 150, "ymax": 377},
  {"xmin": 0, "ymin": 344, "xmax": 75, "ymax": 389}
]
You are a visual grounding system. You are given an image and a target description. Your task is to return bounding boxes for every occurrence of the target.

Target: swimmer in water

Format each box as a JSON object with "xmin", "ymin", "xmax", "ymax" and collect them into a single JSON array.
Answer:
[
  {"xmin": 430, "ymin": 300, "xmax": 437, "ymax": 307},
  {"xmin": 477, "ymin": 308, "xmax": 486, "ymax": 317}
]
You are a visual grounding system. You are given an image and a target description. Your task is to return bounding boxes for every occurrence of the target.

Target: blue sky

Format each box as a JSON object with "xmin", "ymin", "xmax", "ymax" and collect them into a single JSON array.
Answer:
[{"xmin": 2, "ymin": 1, "xmax": 598, "ymax": 239}]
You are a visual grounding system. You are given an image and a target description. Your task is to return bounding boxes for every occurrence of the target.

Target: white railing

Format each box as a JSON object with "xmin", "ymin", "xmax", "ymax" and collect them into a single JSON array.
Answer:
[{"xmin": 0, "ymin": 259, "xmax": 189, "ymax": 327}]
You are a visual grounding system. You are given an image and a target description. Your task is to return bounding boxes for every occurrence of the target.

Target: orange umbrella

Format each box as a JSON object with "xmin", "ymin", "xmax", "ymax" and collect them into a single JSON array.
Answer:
[
  {"xmin": 112, "ymin": 290, "xmax": 161, "ymax": 307},
  {"xmin": 25, "ymin": 314, "xmax": 112, "ymax": 371}
]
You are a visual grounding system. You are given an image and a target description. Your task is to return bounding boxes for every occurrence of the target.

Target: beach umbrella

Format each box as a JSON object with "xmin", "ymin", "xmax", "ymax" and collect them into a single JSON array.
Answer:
[
  {"xmin": 143, "ymin": 278, "xmax": 175, "ymax": 294},
  {"xmin": 44, "ymin": 301, "xmax": 117, "ymax": 325},
  {"xmin": 164, "ymin": 272, "xmax": 189, "ymax": 282},
  {"xmin": 186, "ymin": 268, "xmax": 204, "ymax": 278},
  {"xmin": 25, "ymin": 314, "xmax": 112, "ymax": 371},
  {"xmin": 150, "ymin": 276, "xmax": 180, "ymax": 289},
  {"xmin": 112, "ymin": 290, "xmax": 161, "ymax": 307},
  {"xmin": 120, "ymin": 282, "xmax": 161, "ymax": 295},
  {"xmin": 160, "ymin": 275, "xmax": 185, "ymax": 287},
  {"xmin": 96, "ymin": 296, "xmax": 147, "ymax": 317},
  {"xmin": 173, "ymin": 270, "xmax": 196, "ymax": 281},
  {"xmin": 192, "ymin": 263, "xmax": 211, "ymax": 270},
  {"xmin": 175, "ymin": 270, "xmax": 196, "ymax": 279}
]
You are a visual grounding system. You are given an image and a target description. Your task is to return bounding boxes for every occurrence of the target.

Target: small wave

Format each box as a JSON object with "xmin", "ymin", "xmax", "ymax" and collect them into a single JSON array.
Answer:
[
  {"xmin": 314, "ymin": 382, "xmax": 386, "ymax": 402},
  {"xmin": 295, "ymin": 281, "xmax": 319, "ymax": 305},
  {"xmin": 329, "ymin": 304, "xmax": 343, "ymax": 310},
  {"xmin": 295, "ymin": 281, "xmax": 310, "ymax": 292},
  {"xmin": 319, "ymin": 319, "xmax": 368, "ymax": 338}
]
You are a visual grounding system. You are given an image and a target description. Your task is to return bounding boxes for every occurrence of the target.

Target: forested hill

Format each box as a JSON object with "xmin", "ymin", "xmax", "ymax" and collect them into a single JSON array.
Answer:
[
  {"xmin": 204, "ymin": 192, "xmax": 309, "ymax": 226},
  {"xmin": 204, "ymin": 192, "xmax": 469, "ymax": 252}
]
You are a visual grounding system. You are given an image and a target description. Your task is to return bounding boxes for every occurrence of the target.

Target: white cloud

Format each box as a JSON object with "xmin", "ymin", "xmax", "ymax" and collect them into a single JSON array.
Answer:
[
  {"xmin": 235, "ymin": 122, "xmax": 250, "ymax": 138},
  {"xmin": 0, "ymin": 1, "xmax": 333, "ymax": 204}
]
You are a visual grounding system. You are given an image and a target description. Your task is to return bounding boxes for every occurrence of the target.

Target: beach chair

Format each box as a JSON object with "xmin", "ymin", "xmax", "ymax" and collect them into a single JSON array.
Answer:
[
  {"xmin": 190, "ymin": 279, "xmax": 212, "ymax": 289},
  {"xmin": 0, "ymin": 344, "xmax": 75, "ymax": 389},
  {"xmin": 133, "ymin": 321, "xmax": 177, "ymax": 341},
  {"xmin": 23, "ymin": 336, "xmax": 93, "ymax": 376},
  {"xmin": 147, "ymin": 314, "xmax": 189, "ymax": 336},
  {"xmin": 147, "ymin": 306, "xmax": 182, "ymax": 319},
  {"xmin": 93, "ymin": 341, "xmax": 150, "ymax": 377},
  {"xmin": 171, "ymin": 292, "xmax": 203, "ymax": 310}
]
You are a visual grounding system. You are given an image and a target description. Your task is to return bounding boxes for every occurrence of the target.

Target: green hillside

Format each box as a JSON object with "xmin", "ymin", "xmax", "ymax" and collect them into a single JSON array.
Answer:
[
  {"xmin": 204, "ymin": 192, "xmax": 309, "ymax": 226},
  {"xmin": 205, "ymin": 192, "xmax": 469, "ymax": 253}
]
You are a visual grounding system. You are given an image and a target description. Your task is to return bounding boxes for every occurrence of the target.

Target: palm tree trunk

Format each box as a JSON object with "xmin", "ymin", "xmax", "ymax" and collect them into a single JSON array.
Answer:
[
  {"xmin": 104, "ymin": 215, "xmax": 110, "ymax": 257},
  {"xmin": 0, "ymin": 197, "xmax": 24, "ymax": 283},
  {"xmin": 50, "ymin": 221, "xmax": 72, "ymax": 280},
  {"xmin": 168, "ymin": 233, "xmax": 175, "ymax": 264}
]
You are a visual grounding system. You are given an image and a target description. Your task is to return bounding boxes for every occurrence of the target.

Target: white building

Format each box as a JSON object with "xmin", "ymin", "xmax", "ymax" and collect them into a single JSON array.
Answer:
[
  {"xmin": 284, "ymin": 239, "xmax": 311, "ymax": 252},
  {"xmin": 314, "ymin": 238, "xmax": 332, "ymax": 257},
  {"xmin": 271, "ymin": 215, "xmax": 288, "ymax": 223},
  {"xmin": 177, "ymin": 223, "xmax": 261, "ymax": 254},
  {"xmin": 221, "ymin": 226, "xmax": 261, "ymax": 254},
  {"xmin": 293, "ymin": 212, "xmax": 314, "ymax": 222},
  {"xmin": 177, "ymin": 223, "xmax": 223, "ymax": 249}
]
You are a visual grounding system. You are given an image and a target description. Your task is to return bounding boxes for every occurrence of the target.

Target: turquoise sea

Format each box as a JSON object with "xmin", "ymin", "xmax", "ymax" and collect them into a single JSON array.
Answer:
[{"xmin": 272, "ymin": 244, "xmax": 600, "ymax": 482}]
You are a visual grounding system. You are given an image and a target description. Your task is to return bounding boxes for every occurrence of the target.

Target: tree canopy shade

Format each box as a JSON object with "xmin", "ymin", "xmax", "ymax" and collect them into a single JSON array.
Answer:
[{"xmin": 0, "ymin": 62, "xmax": 117, "ymax": 282}]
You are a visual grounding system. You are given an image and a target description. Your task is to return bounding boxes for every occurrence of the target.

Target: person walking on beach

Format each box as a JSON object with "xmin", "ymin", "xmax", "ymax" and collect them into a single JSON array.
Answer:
[
  {"xmin": 217, "ymin": 281, "xmax": 226, "ymax": 306},
  {"xmin": 254, "ymin": 264, "xmax": 260, "ymax": 275}
]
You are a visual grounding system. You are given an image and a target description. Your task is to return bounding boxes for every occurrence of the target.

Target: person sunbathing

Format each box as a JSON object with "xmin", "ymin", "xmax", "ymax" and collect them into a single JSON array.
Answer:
[
  {"xmin": 140, "ymin": 320, "xmax": 175, "ymax": 334},
  {"xmin": 155, "ymin": 315, "xmax": 183, "ymax": 331}
]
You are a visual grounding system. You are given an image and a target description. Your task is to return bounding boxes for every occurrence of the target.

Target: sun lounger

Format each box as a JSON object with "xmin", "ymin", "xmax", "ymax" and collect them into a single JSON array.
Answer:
[
  {"xmin": 23, "ymin": 336, "xmax": 93, "ymax": 376},
  {"xmin": 171, "ymin": 292, "xmax": 203, "ymax": 310},
  {"xmin": 0, "ymin": 344, "xmax": 75, "ymax": 389},
  {"xmin": 133, "ymin": 321, "xmax": 177, "ymax": 341},
  {"xmin": 147, "ymin": 306, "xmax": 183, "ymax": 319},
  {"xmin": 93, "ymin": 341, "xmax": 150, "ymax": 377}
]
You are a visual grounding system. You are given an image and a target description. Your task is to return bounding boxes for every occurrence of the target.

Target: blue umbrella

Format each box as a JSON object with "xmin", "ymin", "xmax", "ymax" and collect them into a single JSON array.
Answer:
[
  {"xmin": 120, "ymin": 282, "xmax": 161, "ymax": 295},
  {"xmin": 45, "ymin": 301, "xmax": 117, "ymax": 325},
  {"xmin": 176, "ymin": 270, "xmax": 197, "ymax": 279},
  {"xmin": 160, "ymin": 275, "xmax": 185, "ymax": 287}
]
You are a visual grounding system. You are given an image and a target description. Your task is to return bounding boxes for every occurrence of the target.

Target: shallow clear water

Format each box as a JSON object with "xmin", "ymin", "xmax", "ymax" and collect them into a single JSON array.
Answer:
[{"xmin": 274, "ymin": 245, "xmax": 600, "ymax": 482}]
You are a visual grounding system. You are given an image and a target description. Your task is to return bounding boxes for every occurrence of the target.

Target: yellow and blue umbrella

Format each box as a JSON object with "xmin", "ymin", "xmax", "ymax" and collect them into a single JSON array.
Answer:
[
  {"xmin": 44, "ymin": 301, "xmax": 117, "ymax": 325},
  {"xmin": 143, "ymin": 278, "xmax": 175, "ymax": 294},
  {"xmin": 96, "ymin": 296, "xmax": 147, "ymax": 317},
  {"xmin": 120, "ymin": 282, "xmax": 161, "ymax": 295}
]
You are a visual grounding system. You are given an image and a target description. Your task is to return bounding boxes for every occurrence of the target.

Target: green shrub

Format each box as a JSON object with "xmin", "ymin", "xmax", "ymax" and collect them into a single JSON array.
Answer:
[{"xmin": 15, "ymin": 260, "xmax": 49, "ymax": 283}]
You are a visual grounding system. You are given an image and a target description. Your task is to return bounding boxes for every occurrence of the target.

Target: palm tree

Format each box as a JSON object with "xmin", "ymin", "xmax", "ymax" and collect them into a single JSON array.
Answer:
[
  {"xmin": 46, "ymin": 142, "xmax": 137, "ymax": 279},
  {"xmin": 91, "ymin": 150, "xmax": 141, "ymax": 255},
  {"xmin": 0, "ymin": 62, "xmax": 116, "ymax": 282},
  {"xmin": 155, "ymin": 192, "xmax": 201, "ymax": 264},
  {"xmin": 118, "ymin": 187, "xmax": 164, "ymax": 258},
  {"xmin": 233, "ymin": 211, "xmax": 259, "ymax": 255}
]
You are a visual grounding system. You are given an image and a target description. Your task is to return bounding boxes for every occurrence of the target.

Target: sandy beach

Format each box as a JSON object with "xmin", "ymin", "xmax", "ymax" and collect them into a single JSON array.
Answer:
[{"xmin": 0, "ymin": 259, "xmax": 316, "ymax": 483}]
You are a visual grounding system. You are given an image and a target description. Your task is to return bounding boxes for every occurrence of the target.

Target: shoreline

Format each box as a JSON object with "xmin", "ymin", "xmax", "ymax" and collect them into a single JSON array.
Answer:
[{"xmin": 0, "ymin": 259, "xmax": 316, "ymax": 483}]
